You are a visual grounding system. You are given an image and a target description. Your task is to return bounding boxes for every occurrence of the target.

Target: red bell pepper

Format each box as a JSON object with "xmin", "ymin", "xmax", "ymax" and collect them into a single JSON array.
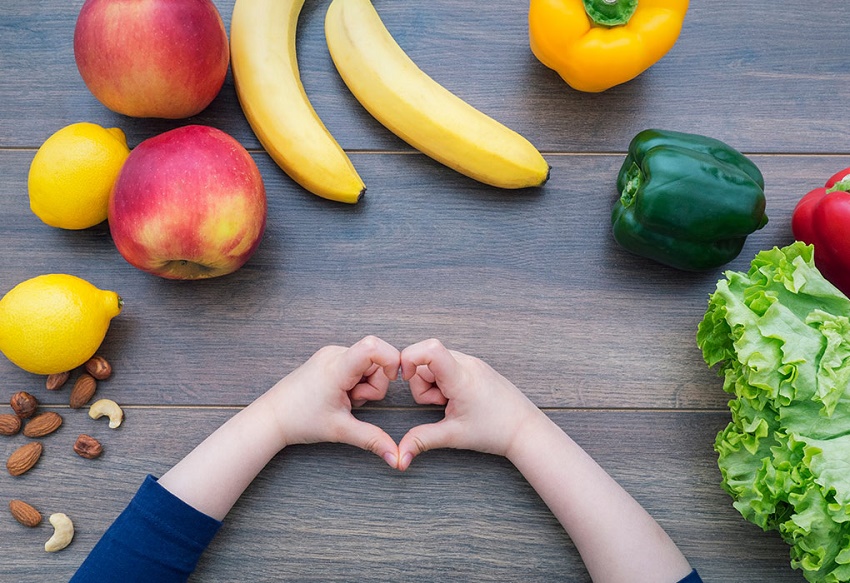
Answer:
[{"xmin": 791, "ymin": 167, "xmax": 850, "ymax": 296}]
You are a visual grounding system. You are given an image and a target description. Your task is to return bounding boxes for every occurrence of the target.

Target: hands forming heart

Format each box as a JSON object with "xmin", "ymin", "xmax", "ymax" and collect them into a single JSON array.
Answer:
[
  {"xmin": 261, "ymin": 336, "xmax": 698, "ymax": 582},
  {"xmin": 117, "ymin": 335, "xmax": 699, "ymax": 583},
  {"xmin": 263, "ymin": 335, "xmax": 542, "ymax": 471}
]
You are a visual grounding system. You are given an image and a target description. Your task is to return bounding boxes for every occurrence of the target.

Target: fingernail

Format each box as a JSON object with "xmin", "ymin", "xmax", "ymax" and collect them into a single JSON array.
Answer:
[
  {"xmin": 383, "ymin": 452, "xmax": 398, "ymax": 468},
  {"xmin": 400, "ymin": 452, "xmax": 413, "ymax": 470}
]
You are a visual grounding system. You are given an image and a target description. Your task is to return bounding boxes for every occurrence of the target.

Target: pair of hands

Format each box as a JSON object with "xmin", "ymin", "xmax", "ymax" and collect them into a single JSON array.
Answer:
[{"xmin": 258, "ymin": 336, "xmax": 542, "ymax": 471}]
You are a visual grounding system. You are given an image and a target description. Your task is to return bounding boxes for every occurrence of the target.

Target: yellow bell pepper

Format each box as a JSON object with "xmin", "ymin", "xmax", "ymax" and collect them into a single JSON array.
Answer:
[{"xmin": 528, "ymin": 0, "xmax": 689, "ymax": 93}]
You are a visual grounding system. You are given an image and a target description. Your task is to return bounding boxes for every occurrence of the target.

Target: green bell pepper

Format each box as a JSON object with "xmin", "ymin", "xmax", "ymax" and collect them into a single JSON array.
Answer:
[{"xmin": 611, "ymin": 129, "xmax": 768, "ymax": 271}]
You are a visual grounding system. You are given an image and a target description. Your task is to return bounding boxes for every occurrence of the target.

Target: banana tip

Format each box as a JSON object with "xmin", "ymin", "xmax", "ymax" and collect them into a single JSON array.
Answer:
[{"xmin": 541, "ymin": 165, "xmax": 552, "ymax": 186}]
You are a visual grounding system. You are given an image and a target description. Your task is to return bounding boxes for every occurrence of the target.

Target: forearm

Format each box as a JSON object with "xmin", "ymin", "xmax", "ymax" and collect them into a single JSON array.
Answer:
[
  {"xmin": 506, "ymin": 412, "xmax": 692, "ymax": 583},
  {"xmin": 70, "ymin": 476, "xmax": 222, "ymax": 583},
  {"xmin": 158, "ymin": 393, "xmax": 285, "ymax": 521}
]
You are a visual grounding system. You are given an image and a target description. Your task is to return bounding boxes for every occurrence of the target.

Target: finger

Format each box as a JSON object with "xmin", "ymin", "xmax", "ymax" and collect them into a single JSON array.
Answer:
[
  {"xmin": 397, "ymin": 420, "xmax": 457, "ymax": 471},
  {"xmin": 349, "ymin": 378, "xmax": 389, "ymax": 404},
  {"xmin": 400, "ymin": 339, "xmax": 459, "ymax": 388},
  {"xmin": 415, "ymin": 363, "xmax": 435, "ymax": 384},
  {"xmin": 336, "ymin": 417, "xmax": 400, "ymax": 469},
  {"xmin": 417, "ymin": 387, "xmax": 449, "ymax": 406},
  {"xmin": 363, "ymin": 360, "xmax": 395, "ymax": 391},
  {"xmin": 342, "ymin": 336, "xmax": 400, "ymax": 384},
  {"xmin": 406, "ymin": 373, "xmax": 448, "ymax": 406}
]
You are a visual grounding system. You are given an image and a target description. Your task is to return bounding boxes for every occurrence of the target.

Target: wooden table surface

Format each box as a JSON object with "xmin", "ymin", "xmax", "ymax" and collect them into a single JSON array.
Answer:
[{"xmin": 2, "ymin": 1, "xmax": 847, "ymax": 581}]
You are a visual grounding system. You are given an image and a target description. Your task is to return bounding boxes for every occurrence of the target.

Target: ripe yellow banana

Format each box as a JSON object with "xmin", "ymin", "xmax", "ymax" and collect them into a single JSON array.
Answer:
[
  {"xmin": 324, "ymin": 0, "xmax": 550, "ymax": 189},
  {"xmin": 230, "ymin": 0, "xmax": 365, "ymax": 204}
]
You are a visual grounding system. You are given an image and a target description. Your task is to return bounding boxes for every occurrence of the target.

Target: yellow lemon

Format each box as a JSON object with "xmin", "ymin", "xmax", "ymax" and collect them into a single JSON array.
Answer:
[
  {"xmin": 0, "ymin": 274, "xmax": 123, "ymax": 375},
  {"xmin": 28, "ymin": 122, "xmax": 131, "ymax": 230}
]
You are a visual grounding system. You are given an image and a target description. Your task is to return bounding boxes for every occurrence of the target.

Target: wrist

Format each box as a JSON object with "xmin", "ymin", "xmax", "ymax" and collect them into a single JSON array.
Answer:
[
  {"xmin": 240, "ymin": 394, "xmax": 290, "ymax": 454},
  {"xmin": 503, "ymin": 404, "xmax": 553, "ymax": 464}
]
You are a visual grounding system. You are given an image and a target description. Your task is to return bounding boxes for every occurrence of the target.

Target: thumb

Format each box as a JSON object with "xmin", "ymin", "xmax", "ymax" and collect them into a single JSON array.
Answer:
[
  {"xmin": 397, "ymin": 420, "xmax": 457, "ymax": 471},
  {"xmin": 337, "ymin": 418, "xmax": 399, "ymax": 469}
]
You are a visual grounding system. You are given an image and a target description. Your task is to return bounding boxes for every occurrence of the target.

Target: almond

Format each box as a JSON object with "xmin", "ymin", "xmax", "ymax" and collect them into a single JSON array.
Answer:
[
  {"xmin": 46, "ymin": 371, "xmax": 70, "ymax": 390},
  {"xmin": 73, "ymin": 434, "xmax": 103, "ymax": 459},
  {"xmin": 23, "ymin": 412, "xmax": 63, "ymax": 438},
  {"xmin": 10, "ymin": 391, "xmax": 38, "ymax": 419},
  {"xmin": 0, "ymin": 413, "xmax": 21, "ymax": 436},
  {"xmin": 69, "ymin": 374, "xmax": 97, "ymax": 409},
  {"xmin": 6, "ymin": 441, "xmax": 42, "ymax": 476},
  {"xmin": 84, "ymin": 355, "xmax": 112, "ymax": 381},
  {"xmin": 9, "ymin": 499, "xmax": 41, "ymax": 527}
]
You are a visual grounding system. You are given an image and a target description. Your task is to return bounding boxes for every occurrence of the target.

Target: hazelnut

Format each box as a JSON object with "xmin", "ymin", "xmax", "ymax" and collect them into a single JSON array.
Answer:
[
  {"xmin": 10, "ymin": 392, "xmax": 38, "ymax": 419},
  {"xmin": 84, "ymin": 356, "xmax": 112, "ymax": 381},
  {"xmin": 73, "ymin": 434, "xmax": 103, "ymax": 459}
]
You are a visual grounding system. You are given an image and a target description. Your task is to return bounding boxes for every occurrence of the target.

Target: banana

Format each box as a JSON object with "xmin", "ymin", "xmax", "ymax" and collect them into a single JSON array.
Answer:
[
  {"xmin": 230, "ymin": 0, "xmax": 365, "ymax": 204},
  {"xmin": 324, "ymin": 0, "xmax": 550, "ymax": 189}
]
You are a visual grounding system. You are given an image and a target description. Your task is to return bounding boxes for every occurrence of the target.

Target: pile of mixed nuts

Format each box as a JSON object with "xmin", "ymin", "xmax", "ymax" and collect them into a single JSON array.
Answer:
[{"xmin": 2, "ymin": 355, "xmax": 125, "ymax": 552}]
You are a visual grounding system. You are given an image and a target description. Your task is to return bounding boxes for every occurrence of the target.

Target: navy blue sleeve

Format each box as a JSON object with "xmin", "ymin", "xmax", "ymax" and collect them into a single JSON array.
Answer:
[
  {"xmin": 678, "ymin": 569, "xmax": 703, "ymax": 583},
  {"xmin": 70, "ymin": 475, "xmax": 222, "ymax": 583}
]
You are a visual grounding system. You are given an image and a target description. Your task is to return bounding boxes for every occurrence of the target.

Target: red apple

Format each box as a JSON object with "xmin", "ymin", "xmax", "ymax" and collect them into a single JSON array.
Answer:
[
  {"xmin": 74, "ymin": 0, "xmax": 229, "ymax": 119},
  {"xmin": 108, "ymin": 125, "xmax": 267, "ymax": 279}
]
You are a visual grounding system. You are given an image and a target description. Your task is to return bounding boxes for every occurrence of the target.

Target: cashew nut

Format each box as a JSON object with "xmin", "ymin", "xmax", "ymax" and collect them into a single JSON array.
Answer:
[
  {"xmin": 44, "ymin": 513, "xmax": 74, "ymax": 552},
  {"xmin": 88, "ymin": 398, "xmax": 123, "ymax": 429}
]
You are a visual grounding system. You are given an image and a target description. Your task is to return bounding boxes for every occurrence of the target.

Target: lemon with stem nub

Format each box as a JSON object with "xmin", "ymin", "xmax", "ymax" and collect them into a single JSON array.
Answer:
[
  {"xmin": 28, "ymin": 122, "xmax": 130, "ymax": 230},
  {"xmin": 0, "ymin": 274, "xmax": 123, "ymax": 375}
]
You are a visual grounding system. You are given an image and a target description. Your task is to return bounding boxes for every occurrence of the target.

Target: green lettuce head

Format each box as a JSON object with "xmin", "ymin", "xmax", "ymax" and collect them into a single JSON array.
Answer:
[{"xmin": 698, "ymin": 242, "xmax": 850, "ymax": 582}]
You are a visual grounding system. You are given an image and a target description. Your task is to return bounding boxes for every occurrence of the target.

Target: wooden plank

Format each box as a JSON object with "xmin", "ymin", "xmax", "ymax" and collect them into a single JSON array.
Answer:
[
  {"xmin": 0, "ymin": 408, "xmax": 800, "ymax": 582},
  {"xmin": 0, "ymin": 150, "xmax": 839, "ymax": 409},
  {"xmin": 0, "ymin": 1, "xmax": 848, "ymax": 154},
  {"xmin": 0, "ymin": 2, "xmax": 840, "ymax": 582}
]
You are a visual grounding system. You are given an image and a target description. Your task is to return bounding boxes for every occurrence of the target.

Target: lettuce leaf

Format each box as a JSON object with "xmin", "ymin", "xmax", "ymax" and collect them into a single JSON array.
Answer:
[{"xmin": 697, "ymin": 242, "xmax": 850, "ymax": 582}]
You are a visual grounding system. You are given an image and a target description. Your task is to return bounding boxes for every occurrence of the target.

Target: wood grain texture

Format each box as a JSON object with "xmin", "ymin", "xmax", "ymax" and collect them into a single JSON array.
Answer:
[
  {"xmin": 0, "ymin": 151, "xmax": 839, "ymax": 410},
  {"xmin": 0, "ymin": 0, "xmax": 837, "ymax": 581},
  {"xmin": 0, "ymin": 408, "xmax": 798, "ymax": 582}
]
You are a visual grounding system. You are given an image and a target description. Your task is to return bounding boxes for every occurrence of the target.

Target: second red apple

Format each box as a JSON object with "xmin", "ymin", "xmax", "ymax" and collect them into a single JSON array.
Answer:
[{"xmin": 108, "ymin": 125, "xmax": 267, "ymax": 280}]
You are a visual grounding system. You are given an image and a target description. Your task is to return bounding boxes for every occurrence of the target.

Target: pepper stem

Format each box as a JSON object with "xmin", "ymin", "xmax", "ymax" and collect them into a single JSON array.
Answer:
[
  {"xmin": 582, "ymin": 0, "xmax": 638, "ymax": 26},
  {"xmin": 826, "ymin": 174, "xmax": 850, "ymax": 194}
]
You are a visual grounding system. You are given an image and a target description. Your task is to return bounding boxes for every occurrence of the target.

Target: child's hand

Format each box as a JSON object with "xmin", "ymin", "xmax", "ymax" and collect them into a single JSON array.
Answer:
[
  {"xmin": 261, "ymin": 335, "xmax": 401, "ymax": 468},
  {"xmin": 397, "ymin": 339, "xmax": 542, "ymax": 471}
]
